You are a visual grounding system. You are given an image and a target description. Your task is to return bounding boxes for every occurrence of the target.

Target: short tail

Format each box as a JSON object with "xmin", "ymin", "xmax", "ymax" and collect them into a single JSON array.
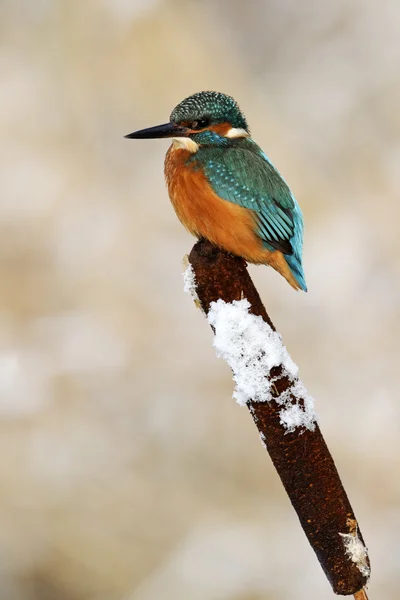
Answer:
[{"xmin": 285, "ymin": 254, "xmax": 307, "ymax": 292}]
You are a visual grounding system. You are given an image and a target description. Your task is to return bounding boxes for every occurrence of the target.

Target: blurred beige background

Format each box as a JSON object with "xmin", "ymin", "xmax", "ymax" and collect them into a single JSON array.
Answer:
[{"xmin": 1, "ymin": 1, "xmax": 399, "ymax": 598}]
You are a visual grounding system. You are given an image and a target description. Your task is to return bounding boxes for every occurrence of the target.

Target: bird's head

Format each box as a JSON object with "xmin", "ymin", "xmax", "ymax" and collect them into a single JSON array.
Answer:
[{"xmin": 125, "ymin": 91, "xmax": 250, "ymax": 151}]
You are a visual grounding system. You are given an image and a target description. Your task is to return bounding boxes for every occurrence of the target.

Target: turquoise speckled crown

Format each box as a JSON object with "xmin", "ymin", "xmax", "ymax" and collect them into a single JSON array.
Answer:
[{"xmin": 170, "ymin": 91, "xmax": 249, "ymax": 131}]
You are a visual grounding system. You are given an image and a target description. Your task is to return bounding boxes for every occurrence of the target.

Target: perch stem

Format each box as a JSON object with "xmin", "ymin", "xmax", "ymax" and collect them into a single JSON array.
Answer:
[
  {"xmin": 188, "ymin": 239, "xmax": 370, "ymax": 596},
  {"xmin": 354, "ymin": 589, "xmax": 369, "ymax": 600}
]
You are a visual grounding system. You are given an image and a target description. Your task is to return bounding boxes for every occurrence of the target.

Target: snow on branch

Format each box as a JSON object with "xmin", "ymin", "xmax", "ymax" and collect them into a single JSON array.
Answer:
[
  {"xmin": 207, "ymin": 297, "xmax": 316, "ymax": 432},
  {"xmin": 186, "ymin": 239, "xmax": 370, "ymax": 598},
  {"xmin": 182, "ymin": 258, "xmax": 200, "ymax": 305},
  {"xmin": 340, "ymin": 519, "xmax": 371, "ymax": 579}
]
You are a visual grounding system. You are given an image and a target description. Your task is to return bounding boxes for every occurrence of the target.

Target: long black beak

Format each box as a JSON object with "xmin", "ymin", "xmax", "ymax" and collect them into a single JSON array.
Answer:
[{"xmin": 125, "ymin": 122, "xmax": 190, "ymax": 139}]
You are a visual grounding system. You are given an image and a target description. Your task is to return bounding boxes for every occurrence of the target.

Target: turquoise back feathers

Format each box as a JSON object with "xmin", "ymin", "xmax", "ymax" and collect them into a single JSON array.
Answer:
[{"xmin": 186, "ymin": 137, "xmax": 307, "ymax": 292}]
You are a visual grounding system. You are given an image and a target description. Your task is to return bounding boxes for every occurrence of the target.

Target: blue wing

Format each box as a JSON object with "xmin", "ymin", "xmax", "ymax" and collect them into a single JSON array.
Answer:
[{"xmin": 193, "ymin": 141, "xmax": 307, "ymax": 290}]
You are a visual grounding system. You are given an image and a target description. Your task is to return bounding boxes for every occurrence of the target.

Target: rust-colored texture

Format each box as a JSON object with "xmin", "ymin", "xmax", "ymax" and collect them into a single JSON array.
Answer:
[{"xmin": 188, "ymin": 239, "xmax": 370, "ymax": 596}]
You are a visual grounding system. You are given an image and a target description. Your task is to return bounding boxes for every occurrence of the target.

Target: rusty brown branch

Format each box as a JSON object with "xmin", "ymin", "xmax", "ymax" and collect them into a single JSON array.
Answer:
[
  {"xmin": 188, "ymin": 239, "xmax": 370, "ymax": 596},
  {"xmin": 354, "ymin": 589, "xmax": 369, "ymax": 600}
]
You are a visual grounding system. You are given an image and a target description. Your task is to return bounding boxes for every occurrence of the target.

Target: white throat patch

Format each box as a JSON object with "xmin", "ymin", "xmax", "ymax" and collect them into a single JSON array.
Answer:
[{"xmin": 172, "ymin": 137, "xmax": 199, "ymax": 153}]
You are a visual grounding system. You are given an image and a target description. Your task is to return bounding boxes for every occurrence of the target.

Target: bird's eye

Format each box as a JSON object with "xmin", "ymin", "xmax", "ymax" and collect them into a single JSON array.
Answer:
[{"xmin": 190, "ymin": 119, "xmax": 210, "ymax": 130}]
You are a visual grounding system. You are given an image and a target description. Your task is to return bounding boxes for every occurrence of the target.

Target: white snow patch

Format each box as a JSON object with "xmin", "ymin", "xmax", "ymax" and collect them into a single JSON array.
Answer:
[
  {"xmin": 183, "ymin": 262, "xmax": 200, "ymax": 304},
  {"xmin": 277, "ymin": 381, "xmax": 316, "ymax": 432},
  {"xmin": 207, "ymin": 298, "xmax": 316, "ymax": 431},
  {"xmin": 340, "ymin": 528, "xmax": 370, "ymax": 579}
]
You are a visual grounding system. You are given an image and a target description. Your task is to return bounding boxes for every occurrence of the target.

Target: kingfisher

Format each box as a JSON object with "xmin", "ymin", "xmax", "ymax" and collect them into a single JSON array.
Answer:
[{"xmin": 125, "ymin": 91, "xmax": 307, "ymax": 291}]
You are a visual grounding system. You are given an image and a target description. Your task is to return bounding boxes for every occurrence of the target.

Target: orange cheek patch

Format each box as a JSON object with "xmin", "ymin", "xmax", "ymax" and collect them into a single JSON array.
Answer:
[
  {"xmin": 181, "ymin": 122, "xmax": 231, "ymax": 136},
  {"xmin": 208, "ymin": 122, "xmax": 231, "ymax": 136}
]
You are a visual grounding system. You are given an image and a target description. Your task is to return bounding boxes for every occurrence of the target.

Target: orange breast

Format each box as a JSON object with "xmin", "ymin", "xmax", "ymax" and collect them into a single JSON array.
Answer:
[
  {"xmin": 164, "ymin": 146, "xmax": 301, "ymax": 290},
  {"xmin": 165, "ymin": 146, "xmax": 263, "ymax": 259}
]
